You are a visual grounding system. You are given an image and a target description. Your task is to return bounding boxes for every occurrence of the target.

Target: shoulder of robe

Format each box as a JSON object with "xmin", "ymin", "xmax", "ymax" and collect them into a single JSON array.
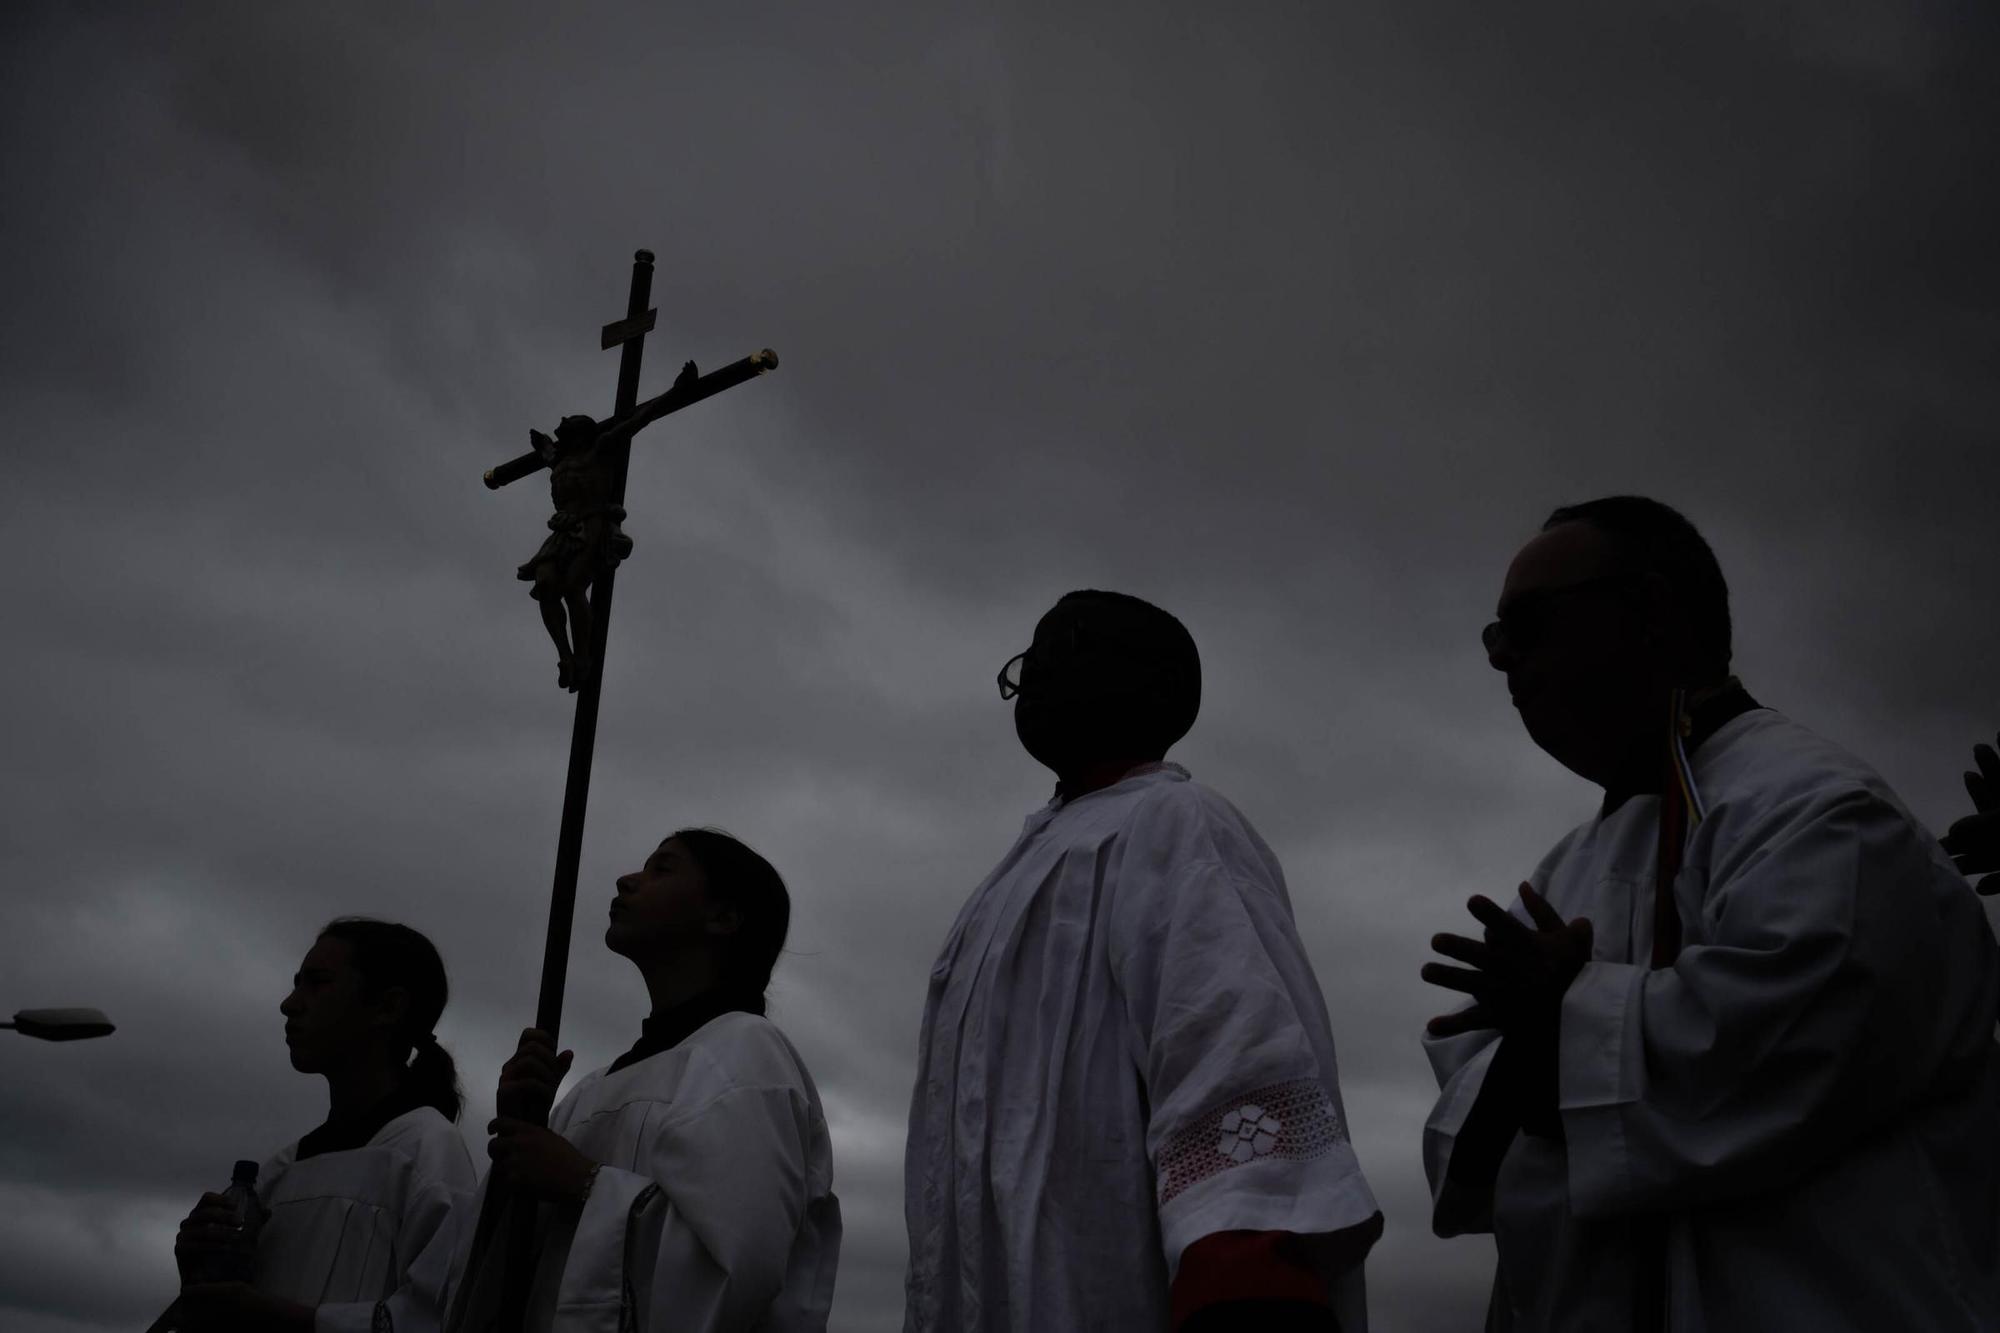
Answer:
[
  {"xmin": 371, "ymin": 1106, "xmax": 476, "ymax": 1178},
  {"xmin": 1701, "ymin": 712, "xmax": 1917, "ymax": 833},
  {"xmin": 258, "ymin": 1142, "xmax": 300, "ymax": 1187},
  {"xmin": 1125, "ymin": 778, "xmax": 1270, "ymax": 863},
  {"xmin": 683, "ymin": 1012, "xmax": 820, "ymax": 1098},
  {"xmin": 1128, "ymin": 772, "xmax": 1280, "ymax": 888}
]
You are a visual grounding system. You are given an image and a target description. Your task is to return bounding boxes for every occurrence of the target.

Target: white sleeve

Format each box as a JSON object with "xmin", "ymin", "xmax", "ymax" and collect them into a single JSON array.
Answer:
[
  {"xmin": 1109, "ymin": 855, "xmax": 1380, "ymax": 1281},
  {"xmin": 314, "ymin": 1181, "xmax": 472, "ymax": 1333},
  {"xmin": 1558, "ymin": 786, "xmax": 1995, "ymax": 1216},
  {"xmin": 553, "ymin": 1085, "xmax": 811, "ymax": 1331},
  {"xmin": 1419, "ymin": 1029, "xmax": 1504, "ymax": 1237}
]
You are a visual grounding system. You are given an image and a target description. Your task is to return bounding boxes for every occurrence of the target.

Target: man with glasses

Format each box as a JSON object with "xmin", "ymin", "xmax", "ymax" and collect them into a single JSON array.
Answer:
[
  {"xmin": 904, "ymin": 589, "xmax": 1382, "ymax": 1332},
  {"xmin": 1421, "ymin": 496, "xmax": 2000, "ymax": 1331}
]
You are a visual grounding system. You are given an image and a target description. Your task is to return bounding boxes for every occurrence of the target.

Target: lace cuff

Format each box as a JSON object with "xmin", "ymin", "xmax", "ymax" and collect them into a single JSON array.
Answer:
[{"xmin": 1158, "ymin": 1079, "xmax": 1348, "ymax": 1206}]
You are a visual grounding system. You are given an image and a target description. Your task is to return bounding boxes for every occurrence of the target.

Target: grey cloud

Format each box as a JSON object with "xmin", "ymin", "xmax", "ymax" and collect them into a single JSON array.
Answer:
[{"xmin": 4, "ymin": 2, "xmax": 1995, "ymax": 1329}]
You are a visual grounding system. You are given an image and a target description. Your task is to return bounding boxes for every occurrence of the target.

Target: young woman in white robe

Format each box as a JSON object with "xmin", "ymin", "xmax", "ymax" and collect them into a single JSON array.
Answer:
[
  {"xmin": 423, "ymin": 827, "xmax": 840, "ymax": 1333},
  {"xmin": 169, "ymin": 918, "xmax": 479, "ymax": 1329}
]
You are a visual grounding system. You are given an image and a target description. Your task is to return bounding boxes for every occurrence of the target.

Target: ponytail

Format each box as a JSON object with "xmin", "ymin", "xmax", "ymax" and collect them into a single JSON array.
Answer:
[
  {"xmin": 404, "ymin": 1031, "xmax": 464, "ymax": 1123},
  {"xmin": 320, "ymin": 918, "xmax": 464, "ymax": 1122}
]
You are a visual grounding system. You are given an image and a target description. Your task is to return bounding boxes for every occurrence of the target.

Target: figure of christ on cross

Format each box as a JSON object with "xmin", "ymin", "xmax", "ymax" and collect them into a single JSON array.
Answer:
[{"xmin": 516, "ymin": 358, "xmax": 700, "ymax": 691}]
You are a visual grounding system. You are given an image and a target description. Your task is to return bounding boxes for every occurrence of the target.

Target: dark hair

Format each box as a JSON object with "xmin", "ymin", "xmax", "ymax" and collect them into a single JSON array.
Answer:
[
  {"xmin": 1542, "ymin": 496, "xmax": 1732, "ymax": 680},
  {"xmin": 318, "ymin": 918, "xmax": 462, "ymax": 1122},
  {"xmin": 667, "ymin": 828, "xmax": 791, "ymax": 1014},
  {"xmin": 1054, "ymin": 589, "xmax": 1203, "ymax": 753}
]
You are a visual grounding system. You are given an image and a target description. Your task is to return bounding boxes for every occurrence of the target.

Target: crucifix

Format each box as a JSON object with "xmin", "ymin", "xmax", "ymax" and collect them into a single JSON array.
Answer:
[
  {"xmin": 485, "ymin": 248, "xmax": 776, "ymax": 1045},
  {"xmin": 464, "ymin": 249, "xmax": 778, "ymax": 1330}
]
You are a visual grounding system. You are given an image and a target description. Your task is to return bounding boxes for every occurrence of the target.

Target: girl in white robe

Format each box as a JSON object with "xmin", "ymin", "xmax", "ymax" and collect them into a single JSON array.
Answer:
[
  {"xmin": 418, "ymin": 827, "xmax": 840, "ymax": 1333},
  {"xmin": 169, "ymin": 918, "xmax": 478, "ymax": 1329}
]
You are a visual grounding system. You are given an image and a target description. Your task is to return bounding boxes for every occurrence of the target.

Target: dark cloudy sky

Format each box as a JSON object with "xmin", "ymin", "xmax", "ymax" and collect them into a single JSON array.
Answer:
[{"xmin": 3, "ymin": 2, "xmax": 1996, "ymax": 1328}]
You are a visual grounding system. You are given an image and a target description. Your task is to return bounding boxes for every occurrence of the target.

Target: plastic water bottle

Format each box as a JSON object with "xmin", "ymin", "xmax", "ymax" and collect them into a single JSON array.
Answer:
[{"xmin": 195, "ymin": 1160, "xmax": 264, "ymax": 1283}]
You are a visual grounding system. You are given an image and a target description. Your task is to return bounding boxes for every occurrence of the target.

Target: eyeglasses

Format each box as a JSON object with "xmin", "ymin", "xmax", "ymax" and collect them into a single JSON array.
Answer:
[
  {"xmin": 1481, "ymin": 572, "xmax": 1641, "ymax": 655},
  {"xmin": 997, "ymin": 647, "xmax": 1184, "ymax": 704},
  {"xmin": 997, "ymin": 652, "xmax": 1028, "ymax": 700}
]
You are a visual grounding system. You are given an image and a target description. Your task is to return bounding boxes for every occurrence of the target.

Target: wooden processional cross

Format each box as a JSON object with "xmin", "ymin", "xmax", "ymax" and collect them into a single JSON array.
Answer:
[
  {"xmin": 467, "ymin": 250, "xmax": 776, "ymax": 1330},
  {"xmin": 486, "ymin": 248, "xmax": 776, "ymax": 1046}
]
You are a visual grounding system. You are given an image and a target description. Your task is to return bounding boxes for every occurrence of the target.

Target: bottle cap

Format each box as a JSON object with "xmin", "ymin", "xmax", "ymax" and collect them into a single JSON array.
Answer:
[{"xmin": 231, "ymin": 1159, "xmax": 259, "ymax": 1183}]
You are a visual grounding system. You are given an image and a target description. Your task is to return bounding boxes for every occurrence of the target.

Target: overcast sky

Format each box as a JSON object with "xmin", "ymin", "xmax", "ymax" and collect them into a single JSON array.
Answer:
[{"xmin": 2, "ymin": 2, "xmax": 1996, "ymax": 1328}]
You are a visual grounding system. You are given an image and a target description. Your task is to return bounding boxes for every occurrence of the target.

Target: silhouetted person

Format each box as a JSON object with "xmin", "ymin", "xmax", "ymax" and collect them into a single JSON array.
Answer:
[
  {"xmin": 417, "ymin": 828, "xmax": 840, "ymax": 1332},
  {"xmin": 904, "ymin": 590, "xmax": 1382, "ymax": 1333},
  {"xmin": 1943, "ymin": 731, "xmax": 2000, "ymax": 895},
  {"xmin": 171, "ymin": 919, "xmax": 476, "ymax": 1330},
  {"xmin": 1421, "ymin": 496, "xmax": 2000, "ymax": 1330}
]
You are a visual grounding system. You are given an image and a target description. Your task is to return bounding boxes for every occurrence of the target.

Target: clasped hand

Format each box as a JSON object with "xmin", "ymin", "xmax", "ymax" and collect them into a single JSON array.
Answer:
[
  {"xmin": 1941, "ymin": 735, "xmax": 1999, "ymax": 895},
  {"xmin": 490, "ymin": 1027, "xmax": 595, "ymax": 1203},
  {"xmin": 1422, "ymin": 883, "xmax": 1594, "ymax": 1040}
]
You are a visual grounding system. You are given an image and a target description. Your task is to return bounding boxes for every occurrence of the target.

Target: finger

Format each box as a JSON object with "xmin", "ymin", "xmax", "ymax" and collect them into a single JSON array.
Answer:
[
  {"xmin": 1979, "ymin": 872, "xmax": 2000, "ymax": 897},
  {"xmin": 1426, "ymin": 1006, "xmax": 1496, "ymax": 1037},
  {"xmin": 1468, "ymin": 895, "xmax": 1531, "ymax": 941},
  {"xmin": 1420, "ymin": 962, "xmax": 1489, "ymax": 996},
  {"xmin": 499, "ymin": 1061, "xmax": 564, "ymax": 1091},
  {"xmin": 559, "ymin": 1050, "xmax": 574, "ymax": 1071},
  {"xmin": 1968, "ymin": 770, "xmax": 1997, "ymax": 815},
  {"xmin": 1944, "ymin": 810, "xmax": 1997, "ymax": 847},
  {"xmin": 508, "ymin": 1047, "xmax": 564, "ymax": 1073},
  {"xmin": 498, "ymin": 1073, "xmax": 557, "ymax": 1102},
  {"xmin": 1976, "ymin": 742, "xmax": 2000, "ymax": 792},
  {"xmin": 1430, "ymin": 933, "xmax": 1493, "ymax": 968},
  {"xmin": 520, "ymin": 1027, "xmax": 556, "ymax": 1051},
  {"xmin": 500, "ymin": 1070, "xmax": 561, "ymax": 1098},
  {"xmin": 1518, "ymin": 883, "xmax": 1565, "ymax": 932},
  {"xmin": 514, "ymin": 1049, "xmax": 567, "ymax": 1077}
]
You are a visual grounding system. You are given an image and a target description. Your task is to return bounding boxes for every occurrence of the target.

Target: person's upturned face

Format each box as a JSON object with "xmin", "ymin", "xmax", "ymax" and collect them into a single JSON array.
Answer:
[
  {"xmin": 280, "ymin": 936, "xmax": 389, "ymax": 1075},
  {"xmin": 607, "ymin": 837, "xmax": 732, "ymax": 965},
  {"xmin": 1011, "ymin": 601, "xmax": 1143, "ymax": 776},
  {"xmin": 1486, "ymin": 522, "xmax": 1662, "ymax": 787}
]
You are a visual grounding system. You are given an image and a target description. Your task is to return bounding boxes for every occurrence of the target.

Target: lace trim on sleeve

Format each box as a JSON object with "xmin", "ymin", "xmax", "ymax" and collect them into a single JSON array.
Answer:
[{"xmin": 1157, "ymin": 1078, "xmax": 1348, "ymax": 1206}]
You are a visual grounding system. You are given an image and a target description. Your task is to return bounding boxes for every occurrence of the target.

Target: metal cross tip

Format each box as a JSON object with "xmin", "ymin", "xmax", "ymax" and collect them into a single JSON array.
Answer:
[
  {"xmin": 753, "ymin": 348, "xmax": 780, "ymax": 370},
  {"xmin": 634, "ymin": 249, "xmax": 655, "ymax": 264}
]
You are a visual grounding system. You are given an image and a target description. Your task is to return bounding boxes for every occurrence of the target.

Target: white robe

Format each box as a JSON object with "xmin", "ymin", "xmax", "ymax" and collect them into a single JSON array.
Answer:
[
  {"xmin": 1424, "ymin": 708, "xmax": 2000, "ymax": 1331},
  {"xmin": 391, "ymin": 1011, "xmax": 840, "ymax": 1333},
  {"xmin": 248, "ymin": 1105, "xmax": 477, "ymax": 1307},
  {"xmin": 904, "ymin": 763, "xmax": 1381, "ymax": 1333}
]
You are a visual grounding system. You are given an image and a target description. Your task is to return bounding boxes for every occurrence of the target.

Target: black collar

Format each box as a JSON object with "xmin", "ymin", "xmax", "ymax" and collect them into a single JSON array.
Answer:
[
  {"xmin": 297, "ymin": 1080, "xmax": 426, "ymax": 1161},
  {"xmin": 1601, "ymin": 680, "xmax": 1763, "ymax": 817},
  {"xmin": 608, "ymin": 989, "xmax": 761, "ymax": 1075}
]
